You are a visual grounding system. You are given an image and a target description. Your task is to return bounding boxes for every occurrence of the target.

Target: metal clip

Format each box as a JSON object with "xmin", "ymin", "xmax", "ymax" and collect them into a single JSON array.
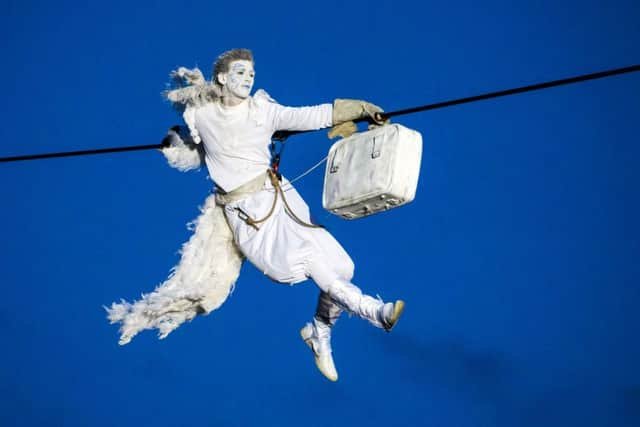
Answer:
[
  {"xmin": 372, "ymin": 135, "xmax": 381, "ymax": 159},
  {"xmin": 235, "ymin": 208, "xmax": 260, "ymax": 230},
  {"xmin": 236, "ymin": 208, "xmax": 249, "ymax": 221}
]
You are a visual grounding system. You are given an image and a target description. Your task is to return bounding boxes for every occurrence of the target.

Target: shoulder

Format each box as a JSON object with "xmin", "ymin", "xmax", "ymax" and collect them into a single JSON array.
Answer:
[
  {"xmin": 252, "ymin": 89, "xmax": 279, "ymax": 106},
  {"xmin": 249, "ymin": 89, "xmax": 283, "ymax": 126}
]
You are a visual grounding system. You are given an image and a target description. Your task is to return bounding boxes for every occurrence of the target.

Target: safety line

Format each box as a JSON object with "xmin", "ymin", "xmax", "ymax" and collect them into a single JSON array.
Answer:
[
  {"xmin": 282, "ymin": 155, "xmax": 329, "ymax": 190},
  {"xmin": 1, "ymin": 64, "xmax": 638, "ymax": 163}
]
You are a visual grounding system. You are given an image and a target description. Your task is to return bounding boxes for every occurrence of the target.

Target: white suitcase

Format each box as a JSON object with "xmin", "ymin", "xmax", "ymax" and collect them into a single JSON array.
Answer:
[{"xmin": 322, "ymin": 123, "xmax": 423, "ymax": 219}]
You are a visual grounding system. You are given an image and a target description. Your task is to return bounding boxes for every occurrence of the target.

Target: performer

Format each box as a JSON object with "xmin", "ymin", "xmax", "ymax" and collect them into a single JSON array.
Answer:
[{"xmin": 107, "ymin": 48, "xmax": 404, "ymax": 382}]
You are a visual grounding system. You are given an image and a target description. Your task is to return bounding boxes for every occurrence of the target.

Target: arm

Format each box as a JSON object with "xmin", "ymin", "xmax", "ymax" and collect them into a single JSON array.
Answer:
[
  {"xmin": 254, "ymin": 90, "xmax": 385, "ymax": 136},
  {"xmin": 271, "ymin": 103, "xmax": 334, "ymax": 132},
  {"xmin": 272, "ymin": 98, "xmax": 387, "ymax": 139},
  {"xmin": 252, "ymin": 89, "xmax": 332, "ymax": 131}
]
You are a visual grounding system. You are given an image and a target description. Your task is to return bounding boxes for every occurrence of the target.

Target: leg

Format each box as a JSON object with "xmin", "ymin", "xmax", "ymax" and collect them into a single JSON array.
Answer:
[
  {"xmin": 314, "ymin": 290, "xmax": 342, "ymax": 327},
  {"xmin": 307, "ymin": 258, "xmax": 405, "ymax": 331},
  {"xmin": 300, "ymin": 291, "xmax": 342, "ymax": 381},
  {"xmin": 301, "ymin": 260, "xmax": 405, "ymax": 381}
]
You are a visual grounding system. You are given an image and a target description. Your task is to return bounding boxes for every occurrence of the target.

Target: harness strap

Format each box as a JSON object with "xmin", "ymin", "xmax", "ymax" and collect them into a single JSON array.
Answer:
[
  {"xmin": 236, "ymin": 171, "xmax": 281, "ymax": 230},
  {"xmin": 220, "ymin": 169, "xmax": 323, "ymax": 231},
  {"xmin": 215, "ymin": 171, "xmax": 269, "ymax": 206}
]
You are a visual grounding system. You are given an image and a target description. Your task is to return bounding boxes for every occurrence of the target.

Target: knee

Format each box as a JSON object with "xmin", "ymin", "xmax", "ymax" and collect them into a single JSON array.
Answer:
[
  {"xmin": 340, "ymin": 258, "xmax": 355, "ymax": 282},
  {"xmin": 307, "ymin": 258, "xmax": 340, "ymax": 293}
]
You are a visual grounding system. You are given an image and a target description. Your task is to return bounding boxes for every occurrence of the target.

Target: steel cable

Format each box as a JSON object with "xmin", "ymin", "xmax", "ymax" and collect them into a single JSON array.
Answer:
[{"xmin": 1, "ymin": 64, "xmax": 637, "ymax": 164}]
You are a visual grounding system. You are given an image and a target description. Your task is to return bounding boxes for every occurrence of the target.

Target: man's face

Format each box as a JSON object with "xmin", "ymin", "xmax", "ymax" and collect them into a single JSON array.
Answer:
[{"xmin": 218, "ymin": 60, "xmax": 255, "ymax": 99}]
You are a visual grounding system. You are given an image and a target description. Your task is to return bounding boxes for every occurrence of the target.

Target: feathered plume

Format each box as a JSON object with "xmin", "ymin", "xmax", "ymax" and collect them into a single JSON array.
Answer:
[
  {"xmin": 105, "ymin": 194, "xmax": 244, "ymax": 345},
  {"xmin": 159, "ymin": 126, "xmax": 204, "ymax": 171},
  {"xmin": 162, "ymin": 66, "xmax": 221, "ymax": 144},
  {"xmin": 163, "ymin": 66, "xmax": 221, "ymax": 113}
]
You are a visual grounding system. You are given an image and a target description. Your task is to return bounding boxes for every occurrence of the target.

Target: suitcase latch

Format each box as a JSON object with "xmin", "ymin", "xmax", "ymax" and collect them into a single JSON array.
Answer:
[
  {"xmin": 372, "ymin": 135, "xmax": 381, "ymax": 159},
  {"xmin": 330, "ymin": 146, "xmax": 345, "ymax": 173}
]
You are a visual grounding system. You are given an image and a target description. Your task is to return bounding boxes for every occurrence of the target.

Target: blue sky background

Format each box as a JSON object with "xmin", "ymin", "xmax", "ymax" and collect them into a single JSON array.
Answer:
[{"xmin": 1, "ymin": 0, "xmax": 639, "ymax": 426}]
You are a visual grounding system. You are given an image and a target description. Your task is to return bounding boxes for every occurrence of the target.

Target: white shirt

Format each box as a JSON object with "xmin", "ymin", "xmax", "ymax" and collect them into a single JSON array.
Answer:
[{"xmin": 193, "ymin": 90, "xmax": 333, "ymax": 192}]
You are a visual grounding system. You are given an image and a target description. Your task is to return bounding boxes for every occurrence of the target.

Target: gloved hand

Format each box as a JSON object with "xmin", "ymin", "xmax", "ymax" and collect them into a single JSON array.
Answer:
[
  {"xmin": 333, "ymin": 98, "xmax": 386, "ymax": 124},
  {"xmin": 328, "ymin": 121, "xmax": 358, "ymax": 139},
  {"xmin": 328, "ymin": 99, "xmax": 388, "ymax": 139},
  {"xmin": 160, "ymin": 126, "xmax": 184, "ymax": 148}
]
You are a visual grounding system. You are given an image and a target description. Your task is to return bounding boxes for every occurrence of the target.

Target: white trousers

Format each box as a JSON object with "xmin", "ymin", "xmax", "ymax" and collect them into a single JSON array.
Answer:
[{"xmin": 223, "ymin": 176, "xmax": 385, "ymax": 327}]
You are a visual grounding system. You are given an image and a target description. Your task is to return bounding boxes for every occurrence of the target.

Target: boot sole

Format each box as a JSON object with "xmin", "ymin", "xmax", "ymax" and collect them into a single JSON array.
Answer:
[{"xmin": 384, "ymin": 300, "xmax": 405, "ymax": 332}]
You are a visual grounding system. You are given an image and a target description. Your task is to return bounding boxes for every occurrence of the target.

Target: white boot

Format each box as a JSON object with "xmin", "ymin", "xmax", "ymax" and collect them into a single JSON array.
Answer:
[
  {"xmin": 327, "ymin": 280, "xmax": 405, "ymax": 330},
  {"xmin": 300, "ymin": 317, "xmax": 338, "ymax": 382}
]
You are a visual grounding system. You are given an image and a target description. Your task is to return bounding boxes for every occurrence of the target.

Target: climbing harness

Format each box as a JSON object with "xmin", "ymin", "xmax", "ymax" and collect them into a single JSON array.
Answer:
[{"xmin": 218, "ymin": 169, "xmax": 324, "ymax": 231}]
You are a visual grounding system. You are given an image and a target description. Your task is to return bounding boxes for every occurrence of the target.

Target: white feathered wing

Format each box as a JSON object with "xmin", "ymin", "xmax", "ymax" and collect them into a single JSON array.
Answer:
[{"xmin": 106, "ymin": 194, "xmax": 243, "ymax": 344}]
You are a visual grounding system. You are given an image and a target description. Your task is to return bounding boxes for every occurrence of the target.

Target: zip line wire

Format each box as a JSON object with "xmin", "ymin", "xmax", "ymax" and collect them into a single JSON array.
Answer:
[
  {"xmin": 380, "ymin": 64, "xmax": 639, "ymax": 120},
  {"xmin": 1, "ymin": 64, "xmax": 638, "ymax": 164},
  {"xmin": 272, "ymin": 64, "xmax": 639, "ymax": 140},
  {"xmin": 0, "ymin": 143, "xmax": 164, "ymax": 163}
]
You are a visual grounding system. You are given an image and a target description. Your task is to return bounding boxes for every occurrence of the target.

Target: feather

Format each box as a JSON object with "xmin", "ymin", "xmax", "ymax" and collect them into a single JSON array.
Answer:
[
  {"xmin": 105, "ymin": 194, "xmax": 244, "ymax": 345},
  {"xmin": 159, "ymin": 128, "xmax": 204, "ymax": 171}
]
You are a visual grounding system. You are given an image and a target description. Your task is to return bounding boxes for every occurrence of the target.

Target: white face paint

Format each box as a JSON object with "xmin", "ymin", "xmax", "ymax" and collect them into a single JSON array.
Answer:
[{"xmin": 219, "ymin": 60, "xmax": 255, "ymax": 102}]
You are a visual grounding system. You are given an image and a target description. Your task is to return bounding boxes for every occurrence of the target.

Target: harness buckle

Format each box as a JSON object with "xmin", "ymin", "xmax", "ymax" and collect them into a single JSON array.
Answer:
[{"xmin": 235, "ymin": 208, "xmax": 260, "ymax": 231}]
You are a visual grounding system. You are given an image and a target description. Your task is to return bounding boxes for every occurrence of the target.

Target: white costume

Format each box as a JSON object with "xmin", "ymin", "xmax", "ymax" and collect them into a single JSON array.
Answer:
[
  {"xmin": 198, "ymin": 91, "xmax": 354, "ymax": 284},
  {"xmin": 107, "ymin": 56, "xmax": 403, "ymax": 381}
]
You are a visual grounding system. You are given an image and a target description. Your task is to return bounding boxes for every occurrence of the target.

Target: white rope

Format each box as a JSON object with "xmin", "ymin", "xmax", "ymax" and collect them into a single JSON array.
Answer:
[
  {"xmin": 288, "ymin": 156, "xmax": 328, "ymax": 185},
  {"xmin": 279, "ymin": 155, "xmax": 328, "ymax": 192}
]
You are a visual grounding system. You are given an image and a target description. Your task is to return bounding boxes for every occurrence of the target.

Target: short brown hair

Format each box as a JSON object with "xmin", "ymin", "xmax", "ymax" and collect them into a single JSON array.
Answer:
[{"xmin": 212, "ymin": 48, "xmax": 254, "ymax": 88}]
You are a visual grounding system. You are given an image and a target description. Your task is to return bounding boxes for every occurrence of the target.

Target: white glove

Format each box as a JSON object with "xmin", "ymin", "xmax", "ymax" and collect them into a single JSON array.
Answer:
[{"xmin": 329, "ymin": 99, "xmax": 388, "ymax": 139}]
